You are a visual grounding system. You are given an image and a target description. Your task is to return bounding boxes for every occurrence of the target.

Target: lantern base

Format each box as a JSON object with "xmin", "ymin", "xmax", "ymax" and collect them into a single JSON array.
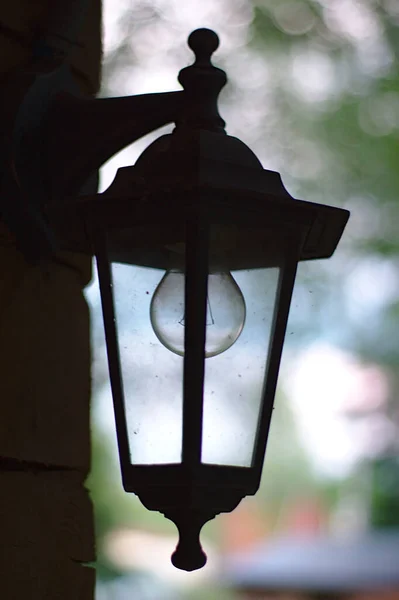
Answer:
[
  {"xmin": 123, "ymin": 465, "xmax": 255, "ymax": 570},
  {"xmin": 165, "ymin": 509, "xmax": 212, "ymax": 571}
]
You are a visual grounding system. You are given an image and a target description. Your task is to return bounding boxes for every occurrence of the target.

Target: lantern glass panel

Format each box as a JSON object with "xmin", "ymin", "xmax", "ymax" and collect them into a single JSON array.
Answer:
[
  {"xmin": 111, "ymin": 261, "xmax": 184, "ymax": 465},
  {"xmin": 201, "ymin": 266, "xmax": 281, "ymax": 467}
]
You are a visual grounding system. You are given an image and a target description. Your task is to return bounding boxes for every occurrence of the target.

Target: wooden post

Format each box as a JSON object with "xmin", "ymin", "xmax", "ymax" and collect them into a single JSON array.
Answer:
[
  {"xmin": 0, "ymin": 2, "xmax": 102, "ymax": 598},
  {"xmin": 0, "ymin": 241, "xmax": 96, "ymax": 599}
]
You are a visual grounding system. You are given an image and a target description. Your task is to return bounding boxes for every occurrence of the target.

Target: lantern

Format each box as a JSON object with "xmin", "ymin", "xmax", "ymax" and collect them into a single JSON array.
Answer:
[{"xmin": 81, "ymin": 29, "xmax": 349, "ymax": 571}]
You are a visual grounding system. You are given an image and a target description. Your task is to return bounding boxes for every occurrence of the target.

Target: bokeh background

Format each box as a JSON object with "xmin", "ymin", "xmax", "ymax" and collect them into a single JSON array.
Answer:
[{"xmin": 84, "ymin": 1, "xmax": 399, "ymax": 598}]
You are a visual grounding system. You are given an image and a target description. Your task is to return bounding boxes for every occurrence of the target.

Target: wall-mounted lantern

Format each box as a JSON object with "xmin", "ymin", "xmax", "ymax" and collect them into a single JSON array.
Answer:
[
  {"xmin": 3, "ymin": 24, "xmax": 349, "ymax": 572},
  {"xmin": 79, "ymin": 29, "xmax": 349, "ymax": 571}
]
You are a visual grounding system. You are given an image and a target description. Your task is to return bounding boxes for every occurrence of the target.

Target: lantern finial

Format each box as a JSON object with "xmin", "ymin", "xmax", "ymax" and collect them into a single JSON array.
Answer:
[
  {"xmin": 177, "ymin": 28, "xmax": 226, "ymax": 132},
  {"xmin": 188, "ymin": 28, "xmax": 219, "ymax": 63}
]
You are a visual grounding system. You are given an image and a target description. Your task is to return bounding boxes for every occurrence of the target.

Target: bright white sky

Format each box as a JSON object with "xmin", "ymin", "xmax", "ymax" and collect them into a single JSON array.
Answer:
[{"xmin": 284, "ymin": 343, "xmax": 390, "ymax": 476}]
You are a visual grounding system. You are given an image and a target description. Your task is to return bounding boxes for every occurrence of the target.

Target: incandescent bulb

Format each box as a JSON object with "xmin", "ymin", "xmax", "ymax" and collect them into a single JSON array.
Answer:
[{"xmin": 150, "ymin": 270, "xmax": 246, "ymax": 358}]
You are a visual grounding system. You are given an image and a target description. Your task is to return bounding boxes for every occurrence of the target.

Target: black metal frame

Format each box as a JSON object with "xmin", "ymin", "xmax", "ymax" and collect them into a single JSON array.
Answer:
[
  {"xmin": 88, "ymin": 171, "xmax": 346, "ymax": 569},
  {"xmin": 94, "ymin": 227, "xmax": 131, "ymax": 476},
  {"xmin": 182, "ymin": 212, "xmax": 209, "ymax": 466},
  {"xmin": 252, "ymin": 240, "xmax": 300, "ymax": 481},
  {"xmin": 78, "ymin": 28, "xmax": 350, "ymax": 572},
  {"xmin": 91, "ymin": 190, "xmax": 305, "ymax": 482}
]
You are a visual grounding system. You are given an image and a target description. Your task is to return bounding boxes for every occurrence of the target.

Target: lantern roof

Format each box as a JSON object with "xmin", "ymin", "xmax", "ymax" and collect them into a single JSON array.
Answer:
[{"xmin": 77, "ymin": 28, "xmax": 349, "ymax": 265}]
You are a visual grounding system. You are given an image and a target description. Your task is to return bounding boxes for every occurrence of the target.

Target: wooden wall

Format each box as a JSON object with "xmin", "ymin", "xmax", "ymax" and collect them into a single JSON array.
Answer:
[{"xmin": 0, "ymin": 1, "xmax": 102, "ymax": 597}]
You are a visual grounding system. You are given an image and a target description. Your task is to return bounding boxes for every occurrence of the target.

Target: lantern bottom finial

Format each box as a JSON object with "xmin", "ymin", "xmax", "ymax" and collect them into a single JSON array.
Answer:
[{"xmin": 165, "ymin": 509, "xmax": 214, "ymax": 571}]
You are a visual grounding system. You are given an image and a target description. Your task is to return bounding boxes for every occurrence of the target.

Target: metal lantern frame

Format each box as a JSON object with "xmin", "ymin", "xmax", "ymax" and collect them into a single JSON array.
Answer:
[{"xmin": 77, "ymin": 28, "xmax": 350, "ymax": 572}]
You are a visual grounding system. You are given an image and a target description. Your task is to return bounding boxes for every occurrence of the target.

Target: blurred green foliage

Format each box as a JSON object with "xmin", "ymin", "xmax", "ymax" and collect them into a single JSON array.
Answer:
[{"xmin": 371, "ymin": 457, "xmax": 399, "ymax": 528}]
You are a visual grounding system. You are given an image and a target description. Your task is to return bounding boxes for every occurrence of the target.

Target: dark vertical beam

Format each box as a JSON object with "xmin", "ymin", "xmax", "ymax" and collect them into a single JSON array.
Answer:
[
  {"xmin": 252, "ymin": 243, "xmax": 299, "ymax": 482},
  {"xmin": 94, "ymin": 229, "xmax": 131, "ymax": 481},
  {"xmin": 182, "ymin": 210, "xmax": 209, "ymax": 465}
]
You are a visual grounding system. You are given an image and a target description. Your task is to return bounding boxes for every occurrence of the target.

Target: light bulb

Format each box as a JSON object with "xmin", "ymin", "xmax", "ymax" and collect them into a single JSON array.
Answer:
[{"xmin": 150, "ymin": 269, "xmax": 246, "ymax": 358}]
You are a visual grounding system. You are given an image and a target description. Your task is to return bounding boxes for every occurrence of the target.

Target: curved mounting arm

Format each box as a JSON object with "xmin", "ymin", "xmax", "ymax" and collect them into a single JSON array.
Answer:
[
  {"xmin": 45, "ymin": 89, "xmax": 184, "ymax": 202},
  {"xmin": 1, "ymin": 61, "xmax": 183, "ymax": 260},
  {"xmin": 1, "ymin": 28, "xmax": 222, "ymax": 261}
]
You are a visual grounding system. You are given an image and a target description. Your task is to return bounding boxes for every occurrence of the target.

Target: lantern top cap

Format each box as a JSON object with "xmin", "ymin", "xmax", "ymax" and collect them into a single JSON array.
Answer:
[{"xmin": 188, "ymin": 28, "xmax": 219, "ymax": 62}]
